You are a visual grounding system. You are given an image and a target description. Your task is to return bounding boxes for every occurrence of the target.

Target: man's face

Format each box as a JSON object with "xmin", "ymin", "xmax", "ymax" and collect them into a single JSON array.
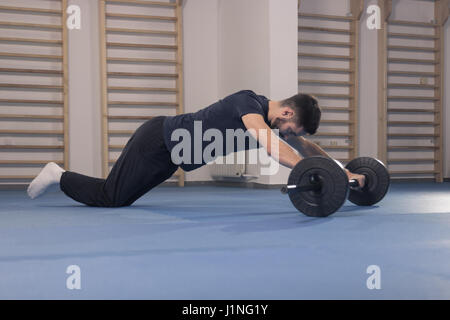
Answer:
[{"xmin": 270, "ymin": 118, "xmax": 306, "ymax": 140}]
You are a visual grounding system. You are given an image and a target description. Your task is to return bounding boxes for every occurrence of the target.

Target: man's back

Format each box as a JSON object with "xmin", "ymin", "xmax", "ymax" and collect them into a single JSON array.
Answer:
[{"xmin": 163, "ymin": 90, "xmax": 270, "ymax": 171}]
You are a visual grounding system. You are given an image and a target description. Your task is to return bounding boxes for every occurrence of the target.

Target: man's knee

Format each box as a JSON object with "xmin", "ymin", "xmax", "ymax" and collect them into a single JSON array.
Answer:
[
  {"xmin": 87, "ymin": 200, "xmax": 130, "ymax": 208},
  {"xmin": 107, "ymin": 197, "xmax": 133, "ymax": 207},
  {"xmin": 101, "ymin": 192, "xmax": 132, "ymax": 208}
]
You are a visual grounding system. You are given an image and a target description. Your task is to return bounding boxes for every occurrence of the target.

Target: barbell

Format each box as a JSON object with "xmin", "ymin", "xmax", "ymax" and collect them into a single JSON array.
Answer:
[{"xmin": 281, "ymin": 156, "xmax": 390, "ymax": 217}]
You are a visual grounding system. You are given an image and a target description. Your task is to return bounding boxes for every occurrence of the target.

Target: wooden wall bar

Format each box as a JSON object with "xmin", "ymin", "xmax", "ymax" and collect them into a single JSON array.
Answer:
[
  {"xmin": 379, "ymin": 0, "xmax": 448, "ymax": 181},
  {"xmin": 0, "ymin": 0, "xmax": 68, "ymax": 184},
  {"xmin": 99, "ymin": 0, "xmax": 185, "ymax": 186},
  {"xmin": 298, "ymin": 0, "xmax": 363, "ymax": 165}
]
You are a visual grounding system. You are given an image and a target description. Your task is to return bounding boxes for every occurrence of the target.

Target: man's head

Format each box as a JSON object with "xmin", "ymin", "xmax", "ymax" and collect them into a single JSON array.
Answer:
[{"xmin": 269, "ymin": 93, "xmax": 321, "ymax": 139}]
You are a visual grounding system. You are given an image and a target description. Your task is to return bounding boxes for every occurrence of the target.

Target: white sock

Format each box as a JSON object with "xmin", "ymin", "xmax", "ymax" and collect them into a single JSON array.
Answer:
[{"xmin": 27, "ymin": 162, "xmax": 66, "ymax": 199}]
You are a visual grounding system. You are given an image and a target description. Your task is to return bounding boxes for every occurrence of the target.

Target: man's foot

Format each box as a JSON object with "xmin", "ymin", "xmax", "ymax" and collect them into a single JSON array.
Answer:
[{"xmin": 27, "ymin": 162, "xmax": 66, "ymax": 199}]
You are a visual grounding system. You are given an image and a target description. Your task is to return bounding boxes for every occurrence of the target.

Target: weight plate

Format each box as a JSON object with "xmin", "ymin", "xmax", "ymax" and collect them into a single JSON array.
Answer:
[
  {"xmin": 345, "ymin": 157, "xmax": 390, "ymax": 206},
  {"xmin": 288, "ymin": 156, "xmax": 349, "ymax": 217}
]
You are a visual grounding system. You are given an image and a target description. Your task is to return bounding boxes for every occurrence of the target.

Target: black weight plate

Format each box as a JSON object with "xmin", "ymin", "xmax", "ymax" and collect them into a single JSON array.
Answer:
[
  {"xmin": 345, "ymin": 157, "xmax": 390, "ymax": 206},
  {"xmin": 288, "ymin": 156, "xmax": 349, "ymax": 217}
]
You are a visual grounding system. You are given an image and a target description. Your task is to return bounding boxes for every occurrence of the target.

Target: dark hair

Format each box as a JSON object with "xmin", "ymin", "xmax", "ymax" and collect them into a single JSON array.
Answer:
[{"xmin": 280, "ymin": 93, "xmax": 321, "ymax": 135}]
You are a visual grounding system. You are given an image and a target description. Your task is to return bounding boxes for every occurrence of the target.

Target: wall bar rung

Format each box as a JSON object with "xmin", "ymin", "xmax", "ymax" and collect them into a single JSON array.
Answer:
[
  {"xmin": 388, "ymin": 108, "xmax": 437, "ymax": 113},
  {"xmin": 0, "ymin": 21, "xmax": 62, "ymax": 30},
  {"xmin": 388, "ymin": 133, "xmax": 438, "ymax": 137},
  {"xmin": 389, "ymin": 20, "xmax": 438, "ymax": 27},
  {"xmin": 320, "ymin": 107, "xmax": 353, "ymax": 112},
  {"xmin": 298, "ymin": 40, "xmax": 352, "ymax": 47},
  {"xmin": 309, "ymin": 93, "xmax": 353, "ymax": 99},
  {"xmin": 0, "ymin": 130, "xmax": 63, "ymax": 135},
  {"xmin": 298, "ymin": 12, "xmax": 355, "ymax": 21},
  {"xmin": 107, "ymin": 57, "xmax": 177, "ymax": 64},
  {"xmin": 106, "ymin": 42, "xmax": 177, "ymax": 50},
  {"xmin": 0, "ymin": 160, "xmax": 64, "ymax": 165},
  {"xmin": 0, "ymin": 84, "xmax": 63, "ymax": 90},
  {"xmin": 0, "ymin": 145, "xmax": 64, "ymax": 149},
  {"xmin": 106, "ymin": 27, "xmax": 176, "ymax": 36},
  {"xmin": 0, "ymin": 52, "xmax": 63, "ymax": 60},
  {"xmin": 298, "ymin": 66, "xmax": 353, "ymax": 73},
  {"xmin": 314, "ymin": 132, "xmax": 351, "ymax": 137},
  {"xmin": 298, "ymin": 53, "xmax": 351, "ymax": 60},
  {"xmin": 388, "ymin": 32, "xmax": 438, "ymax": 39},
  {"xmin": 388, "ymin": 121, "xmax": 438, "ymax": 125},
  {"xmin": 0, "ymin": 5, "xmax": 61, "ymax": 15},
  {"xmin": 0, "ymin": 37, "xmax": 62, "ymax": 45},
  {"xmin": 0, "ymin": 114, "xmax": 63, "ymax": 120},
  {"xmin": 106, "ymin": 0, "xmax": 177, "ymax": 8},
  {"xmin": 0, "ymin": 99, "xmax": 63, "ymax": 105},
  {"xmin": 387, "ymin": 70, "xmax": 438, "ymax": 77},
  {"xmin": 106, "ymin": 12, "xmax": 177, "ymax": 21},
  {"xmin": 0, "ymin": 68, "xmax": 62, "ymax": 75},
  {"xmin": 107, "ymin": 86, "xmax": 177, "ymax": 92},
  {"xmin": 317, "ymin": 145, "xmax": 354, "ymax": 150},
  {"xmin": 387, "ymin": 96, "xmax": 438, "ymax": 101},
  {"xmin": 108, "ymin": 115, "xmax": 155, "ymax": 120},
  {"xmin": 320, "ymin": 120, "xmax": 353, "ymax": 124},
  {"xmin": 388, "ymin": 158, "xmax": 437, "ymax": 163},
  {"xmin": 108, "ymin": 130, "xmax": 137, "ymax": 134},
  {"xmin": 299, "ymin": 79, "xmax": 352, "ymax": 86},
  {"xmin": 107, "ymin": 71, "xmax": 178, "ymax": 78},
  {"xmin": 387, "ymin": 146, "xmax": 438, "ymax": 150},
  {"xmin": 0, "ymin": 176, "xmax": 38, "ymax": 179},
  {"xmin": 388, "ymin": 45, "xmax": 437, "ymax": 52},
  {"xmin": 388, "ymin": 58, "xmax": 437, "ymax": 64},
  {"xmin": 389, "ymin": 170, "xmax": 438, "ymax": 175},
  {"xmin": 387, "ymin": 83, "xmax": 437, "ymax": 89},
  {"xmin": 108, "ymin": 101, "xmax": 178, "ymax": 106},
  {"xmin": 299, "ymin": 26, "xmax": 352, "ymax": 34}
]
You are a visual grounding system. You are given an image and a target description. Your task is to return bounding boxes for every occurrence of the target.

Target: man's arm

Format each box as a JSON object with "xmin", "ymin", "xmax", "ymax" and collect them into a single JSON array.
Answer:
[
  {"xmin": 286, "ymin": 136, "xmax": 365, "ymax": 187},
  {"xmin": 241, "ymin": 114, "xmax": 365, "ymax": 187},
  {"xmin": 241, "ymin": 114, "xmax": 303, "ymax": 169},
  {"xmin": 285, "ymin": 136, "xmax": 333, "ymax": 158}
]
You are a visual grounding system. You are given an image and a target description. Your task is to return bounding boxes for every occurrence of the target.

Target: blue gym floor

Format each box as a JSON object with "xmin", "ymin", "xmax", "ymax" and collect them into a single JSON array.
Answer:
[{"xmin": 0, "ymin": 182, "xmax": 450, "ymax": 299}]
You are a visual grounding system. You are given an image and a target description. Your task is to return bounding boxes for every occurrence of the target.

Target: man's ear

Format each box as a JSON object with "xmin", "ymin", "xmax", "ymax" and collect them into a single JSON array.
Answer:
[{"xmin": 281, "ymin": 107, "xmax": 295, "ymax": 119}]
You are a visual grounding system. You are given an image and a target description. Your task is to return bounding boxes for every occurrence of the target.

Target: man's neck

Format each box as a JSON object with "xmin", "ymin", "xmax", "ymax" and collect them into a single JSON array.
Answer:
[{"xmin": 268, "ymin": 100, "xmax": 280, "ymax": 122}]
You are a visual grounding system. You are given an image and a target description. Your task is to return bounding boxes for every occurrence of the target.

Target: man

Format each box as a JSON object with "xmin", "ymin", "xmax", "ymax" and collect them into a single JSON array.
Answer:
[{"xmin": 27, "ymin": 89, "xmax": 365, "ymax": 207}]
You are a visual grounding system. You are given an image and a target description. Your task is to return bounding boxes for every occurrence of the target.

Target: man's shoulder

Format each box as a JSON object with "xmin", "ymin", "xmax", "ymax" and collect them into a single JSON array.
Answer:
[
  {"xmin": 225, "ymin": 90, "xmax": 268, "ymax": 104},
  {"xmin": 223, "ymin": 89, "xmax": 257, "ymax": 99},
  {"xmin": 233, "ymin": 89, "xmax": 258, "ymax": 98},
  {"xmin": 237, "ymin": 89, "xmax": 257, "ymax": 95}
]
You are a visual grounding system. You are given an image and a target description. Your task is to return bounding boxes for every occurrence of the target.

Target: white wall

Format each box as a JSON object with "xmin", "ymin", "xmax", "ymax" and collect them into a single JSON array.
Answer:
[
  {"xmin": 186, "ymin": 0, "xmax": 299, "ymax": 184},
  {"xmin": 217, "ymin": 0, "xmax": 271, "ymax": 184},
  {"xmin": 67, "ymin": 0, "xmax": 102, "ymax": 177},
  {"xmin": 182, "ymin": 0, "xmax": 220, "ymax": 182},
  {"xmin": 359, "ymin": 0, "xmax": 379, "ymax": 159},
  {"xmin": 267, "ymin": 0, "xmax": 300, "ymax": 185},
  {"xmin": 218, "ymin": 0, "xmax": 270, "ymax": 97}
]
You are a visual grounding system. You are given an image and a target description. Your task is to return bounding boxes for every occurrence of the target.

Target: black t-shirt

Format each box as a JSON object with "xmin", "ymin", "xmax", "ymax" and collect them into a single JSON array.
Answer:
[{"xmin": 163, "ymin": 89, "xmax": 270, "ymax": 171}]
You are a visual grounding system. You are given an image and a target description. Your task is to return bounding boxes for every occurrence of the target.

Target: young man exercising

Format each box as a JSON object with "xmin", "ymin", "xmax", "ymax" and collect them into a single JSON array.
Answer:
[{"xmin": 27, "ymin": 90, "xmax": 365, "ymax": 207}]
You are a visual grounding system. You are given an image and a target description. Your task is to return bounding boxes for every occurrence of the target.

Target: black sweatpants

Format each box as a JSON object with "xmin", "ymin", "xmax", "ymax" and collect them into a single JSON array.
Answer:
[{"xmin": 60, "ymin": 116, "xmax": 179, "ymax": 207}]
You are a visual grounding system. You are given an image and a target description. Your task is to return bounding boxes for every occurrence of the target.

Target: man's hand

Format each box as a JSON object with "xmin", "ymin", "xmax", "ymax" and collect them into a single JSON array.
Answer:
[
  {"xmin": 344, "ymin": 168, "xmax": 365, "ymax": 188},
  {"xmin": 241, "ymin": 113, "xmax": 302, "ymax": 169}
]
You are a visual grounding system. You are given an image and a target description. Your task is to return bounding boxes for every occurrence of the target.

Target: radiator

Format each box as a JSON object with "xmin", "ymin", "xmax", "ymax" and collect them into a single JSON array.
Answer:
[{"xmin": 209, "ymin": 151, "xmax": 246, "ymax": 179}]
